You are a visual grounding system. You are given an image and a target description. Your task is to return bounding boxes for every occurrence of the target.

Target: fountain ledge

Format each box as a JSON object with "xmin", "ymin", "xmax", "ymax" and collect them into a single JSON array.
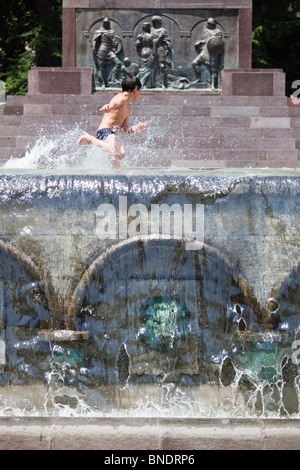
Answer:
[{"xmin": 0, "ymin": 417, "xmax": 300, "ymax": 450}]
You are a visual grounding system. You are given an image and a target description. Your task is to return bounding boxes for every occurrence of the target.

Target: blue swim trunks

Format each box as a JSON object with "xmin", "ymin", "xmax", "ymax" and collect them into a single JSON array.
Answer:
[{"xmin": 96, "ymin": 128, "xmax": 115, "ymax": 141}]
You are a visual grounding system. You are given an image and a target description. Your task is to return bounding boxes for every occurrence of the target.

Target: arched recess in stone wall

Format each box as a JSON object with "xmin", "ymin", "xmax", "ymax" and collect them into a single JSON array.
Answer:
[
  {"xmin": 0, "ymin": 240, "xmax": 51, "ymax": 382},
  {"xmin": 62, "ymin": 236, "xmax": 281, "ymax": 386},
  {"xmin": 0, "ymin": 240, "xmax": 49, "ymax": 328},
  {"xmin": 67, "ymin": 235, "xmax": 271, "ymax": 334}
]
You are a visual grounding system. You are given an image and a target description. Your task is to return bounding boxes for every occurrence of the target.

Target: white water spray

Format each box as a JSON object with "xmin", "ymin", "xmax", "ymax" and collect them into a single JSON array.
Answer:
[{"xmin": 2, "ymin": 118, "xmax": 165, "ymax": 170}]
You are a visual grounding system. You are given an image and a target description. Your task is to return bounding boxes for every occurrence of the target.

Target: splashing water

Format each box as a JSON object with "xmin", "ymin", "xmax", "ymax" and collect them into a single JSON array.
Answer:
[
  {"xmin": 3, "ymin": 126, "xmax": 112, "ymax": 170},
  {"xmin": 2, "ymin": 118, "xmax": 167, "ymax": 170}
]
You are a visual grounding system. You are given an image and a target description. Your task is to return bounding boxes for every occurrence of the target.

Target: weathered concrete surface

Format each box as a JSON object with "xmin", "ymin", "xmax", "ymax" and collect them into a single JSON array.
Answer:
[{"xmin": 0, "ymin": 417, "xmax": 299, "ymax": 450}]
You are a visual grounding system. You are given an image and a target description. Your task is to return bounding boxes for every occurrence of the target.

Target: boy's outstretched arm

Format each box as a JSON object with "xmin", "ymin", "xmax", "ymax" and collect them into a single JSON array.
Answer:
[
  {"xmin": 100, "ymin": 102, "xmax": 119, "ymax": 113},
  {"xmin": 99, "ymin": 103, "xmax": 111, "ymax": 112},
  {"xmin": 100, "ymin": 94, "xmax": 126, "ymax": 113}
]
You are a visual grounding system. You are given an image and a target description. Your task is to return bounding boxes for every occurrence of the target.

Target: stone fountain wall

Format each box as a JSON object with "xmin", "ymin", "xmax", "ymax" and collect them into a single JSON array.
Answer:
[{"xmin": 0, "ymin": 171, "xmax": 300, "ymax": 405}]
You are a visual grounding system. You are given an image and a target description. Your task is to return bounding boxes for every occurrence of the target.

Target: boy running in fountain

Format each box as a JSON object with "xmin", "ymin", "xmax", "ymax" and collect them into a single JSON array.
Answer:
[{"xmin": 78, "ymin": 75, "xmax": 147, "ymax": 168}]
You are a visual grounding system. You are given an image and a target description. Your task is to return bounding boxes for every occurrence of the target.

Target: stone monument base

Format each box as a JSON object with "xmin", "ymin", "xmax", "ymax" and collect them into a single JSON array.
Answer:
[
  {"xmin": 27, "ymin": 67, "xmax": 287, "ymax": 98},
  {"xmin": 222, "ymin": 69, "xmax": 286, "ymax": 96},
  {"xmin": 28, "ymin": 67, "xmax": 93, "ymax": 95}
]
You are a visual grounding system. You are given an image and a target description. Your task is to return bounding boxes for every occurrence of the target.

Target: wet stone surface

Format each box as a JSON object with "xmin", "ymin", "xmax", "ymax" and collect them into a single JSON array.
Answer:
[{"xmin": 0, "ymin": 171, "xmax": 299, "ymax": 417}]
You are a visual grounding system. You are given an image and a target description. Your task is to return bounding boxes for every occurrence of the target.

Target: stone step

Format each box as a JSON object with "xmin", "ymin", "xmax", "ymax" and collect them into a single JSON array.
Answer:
[
  {"xmin": 289, "ymin": 108, "xmax": 300, "ymax": 117},
  {"xmin": 2, "ymin": 113, "xmax": 292, "ymax": 134},
  {"xmin": 291, "ymin": 118, "xmax": 300, "ymax": 128},
  {"xmin": 0, "ymin": 136, "xmax": 17, "ymax": 147},
  {"xmin": 1, "ymin": 147, "xmax": 298, "ymax": 168},
  {"xmin": 19, "ymin": 114, "xmax": 89, "ymax": 125},
  {"xmin": 0, "ymin": 93, "xmax": 298, "ymax": 168},
  {"xmin": 9, "ymin": 93, "xmax": 289, "ymax": 106},
  {"xmin": 173, "ymin": 138, "xmax": 296, "ymax": 150},
  {"xmin": 3, "ymin": 94, "xmax": 292, "ymax": 116},
  {"xmin": 0, "ymin": 126, "xmax": 22, "ymax": 137},
  {"xmin": 42, "ymin": 136, "xmax": 297, "ymax": 149},
  {"xmin": 2, "ymin": 120, "xmax": 293, "ymax": 138},
  {"xmin": 0, "ymin": 123, "xmax": 295, "ymax": 149},
  {"xmin": 1, "ymin": 109, "xmax": 294, "ymax": 131},
  {"xmin": 20, "ymin": 101, "xmax": 291, "ymax": 117},
  {"xmin": 170, "ymin": 148, "xmax": 299, "ymax": 161},
  {"xmin": 0, "ymin": 115, "xmax": 22, "ymax": 125},
  {"xmin": 5, "ymin": 95, "xmax": 26, "ymax": 105},
  {"xmin": 0, "ymin": 119, "xmax": 296, "ymax": 157},
  {"xmin": 4, "ymin": 91, "xmax": 287, "ymax": 112},
  {"xmin": 293, "ymin": 128, "xmax": 300, "ymax": 139}
]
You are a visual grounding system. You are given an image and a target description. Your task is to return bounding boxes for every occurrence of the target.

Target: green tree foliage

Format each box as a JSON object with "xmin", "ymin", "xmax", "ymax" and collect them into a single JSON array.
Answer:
[
  {"xmin": 252, "ymin": 0, "xmax": 300, "ymax": 95},
  {"xmin": 0, "ymin": 0, "xmax": 62, "ymax": 95}
]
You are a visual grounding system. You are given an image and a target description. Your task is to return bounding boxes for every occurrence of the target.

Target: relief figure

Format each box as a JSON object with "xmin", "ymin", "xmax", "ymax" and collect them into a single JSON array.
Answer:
[
  {"xmin": 122, "ymin": 57, "xmax": 140, "ymax": 79},
  {"xmin": 92, "ymin": 17, "xmax": 123, "ymax": 88},
  {"xmin": 135, "ymin": 22, "xmax": 156, "ymax": 88},
  {"xmin": 192, "ymin": 18, "xmax": 225, "ymax": 89},
  {"xmin": 151, "ymin": 15, "xmax": 172, "ymax": 89},
  {"xmin": 136, "ymin": 16, "xmax": 173, "ymax": 89}
]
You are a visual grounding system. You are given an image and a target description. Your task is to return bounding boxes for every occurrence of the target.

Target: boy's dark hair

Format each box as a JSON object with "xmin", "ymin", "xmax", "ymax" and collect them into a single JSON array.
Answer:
[{"xmin": 122, "ymin": 75, "xmax": 142, "ymax": 92}]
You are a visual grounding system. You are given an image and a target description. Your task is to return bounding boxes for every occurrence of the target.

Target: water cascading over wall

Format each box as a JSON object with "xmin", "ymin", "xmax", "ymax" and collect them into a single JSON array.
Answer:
[{"xmin": 0, "ymin": 170, "xmax": 299, "ymax": 417}]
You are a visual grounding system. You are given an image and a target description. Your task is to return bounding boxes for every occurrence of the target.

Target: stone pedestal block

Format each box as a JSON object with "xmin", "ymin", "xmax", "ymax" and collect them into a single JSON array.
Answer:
[
  {"xmin": 28, "ymin": 67, "xmax": 93, "ymax": 95},
  {"xmin": 221, "ymin": 69, "xmax": 286, "ymax": 96}
]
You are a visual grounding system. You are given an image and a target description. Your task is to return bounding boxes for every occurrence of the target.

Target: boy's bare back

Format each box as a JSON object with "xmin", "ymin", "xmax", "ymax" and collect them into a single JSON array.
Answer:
[{"xmin": 99, "ymin": 92, "xmax": 132, "ymax": 131}]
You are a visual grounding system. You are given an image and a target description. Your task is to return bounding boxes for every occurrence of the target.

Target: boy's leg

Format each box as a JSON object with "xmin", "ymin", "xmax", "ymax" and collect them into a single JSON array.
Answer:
[
  {"xmin": 78, "ymin": 133, "xmax": 125, "ymax": 159},
  {"xmin": 78, "ymin": 134, "xmax": 103, "ymax": 147},
  {"xmin": 104, "ymin": 134, "xmax": 125, "ymax": 160}
]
